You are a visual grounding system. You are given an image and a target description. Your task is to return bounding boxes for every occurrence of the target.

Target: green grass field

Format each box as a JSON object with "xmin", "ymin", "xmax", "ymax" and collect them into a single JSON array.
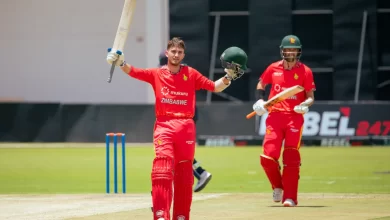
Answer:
[{"xmin": 0, "ymin": 143, "xmax": 390, "ymax": 219}]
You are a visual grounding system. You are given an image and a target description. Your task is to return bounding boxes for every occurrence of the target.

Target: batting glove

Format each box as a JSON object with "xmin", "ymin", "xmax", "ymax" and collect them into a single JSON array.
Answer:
[
  {"xmin": 294, "ymin": 104, "xmax": 309, "ymax": 114},
  {"xmin": 107, "ymin": 48, "xmax": 125, "ymax": 66},
  {"xmin": 253, "ymin": 99, "xmax": 268, "ymax": 116}
]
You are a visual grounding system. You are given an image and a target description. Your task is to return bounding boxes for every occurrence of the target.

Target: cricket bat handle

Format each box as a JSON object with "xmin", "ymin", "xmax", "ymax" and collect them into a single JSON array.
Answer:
[
  {"xmin": 107, "ymin": 63, "xmax": 116, "ymax": 83},
  {"xmin": 107, "ymin": 50, "xmax": 121, "ymax": 83},
  {"xmin": 246, "ymin": 111, "xmax": 256, "ymax": 119}
]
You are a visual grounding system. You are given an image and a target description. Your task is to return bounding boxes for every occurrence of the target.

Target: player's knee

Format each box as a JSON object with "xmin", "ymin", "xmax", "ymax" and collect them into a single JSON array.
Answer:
[
  {"xmin": 152, "ymin": 156, "xmax": 174, "ymax": 180},
  {"xmin": 262, "ymin": 148, "xmax": 280, "ymax": 160},
  {"xmin": 175, "ymin": 160, "xmax": 194, "ymax": 185},
  {"xmin": 260, "ymin": 154, "xmax": 281, "ymax": 170},
  {"xmin": 262, "ymin": 141, "xmax": 282, "ymax": 160},
  {"xmin": 282, "ymin": 148, "xmax": 301, "ymax": 167}
]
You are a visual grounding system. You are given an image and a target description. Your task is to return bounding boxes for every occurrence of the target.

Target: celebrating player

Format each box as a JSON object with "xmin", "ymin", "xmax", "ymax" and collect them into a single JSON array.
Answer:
[
  {"xmin": 107, "ymin": 37, "xmax": 247, "ymax": 220},
  {"xmin": 252, "ymin": 35, "xmax": 316, "ymax": 207},
  {"xmin": 158, "ymin": 51, "xmax": 213, "ymax": 193}
]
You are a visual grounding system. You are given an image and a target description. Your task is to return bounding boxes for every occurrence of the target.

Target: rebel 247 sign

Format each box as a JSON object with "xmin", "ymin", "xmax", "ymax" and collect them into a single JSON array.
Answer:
[{"xmin": 257, "ymin": 103, "xmax": 390, "ymax": 138}]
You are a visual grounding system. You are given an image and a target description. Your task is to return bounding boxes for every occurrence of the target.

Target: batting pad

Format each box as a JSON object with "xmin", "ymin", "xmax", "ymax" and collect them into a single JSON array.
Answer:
[
  {"xmin": 260, "ymin": 154, "xmax": 283, "ymax": 189},
  {"xmin": 282, "ymin": 148, "xmax": 301, "ymax": 204},
  {"xmin": 173, "ymin": 160, "xmax": 194, "ymax": 220},
  {"xmin": 151, "ymin": 156, "xmax": 174, "ymax": 220}
]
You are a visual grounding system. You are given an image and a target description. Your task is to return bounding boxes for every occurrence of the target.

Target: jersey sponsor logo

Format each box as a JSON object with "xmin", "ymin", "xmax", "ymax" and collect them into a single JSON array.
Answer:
[
  {"xmin": 161, "ymin": 98, "xmax": 187, "ymax": 105},
  {"xmin": 274, "ymin": 84, "xmax": 289, "ymax": 93},
  {"xmin": 161, "ymin": 86, "xmax": 169, "ymax": 96},
  {"xmin": 161, "ymin": 86, "xmax": 188, "ymax": 97},
  {"xmin": 274, "ymin": 84, "xmax": 298, "ymax": 95},
  {"xmin": 170, "ymin": 91, "xmax": 188, "ymax": 96},
  {"xmin": 274, "ymin": 84, "xmax": 281, "ymax": 92}
]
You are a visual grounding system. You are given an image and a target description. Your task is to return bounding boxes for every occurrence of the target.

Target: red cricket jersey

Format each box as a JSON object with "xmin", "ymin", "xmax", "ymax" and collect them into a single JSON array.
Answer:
[
  {"xmin": 128, "ymin": 64, "xmax": 215, "ymax": 118},
  {"xmin": 260, "ymin": 61, "xmax": 316, "ymax": 113}
]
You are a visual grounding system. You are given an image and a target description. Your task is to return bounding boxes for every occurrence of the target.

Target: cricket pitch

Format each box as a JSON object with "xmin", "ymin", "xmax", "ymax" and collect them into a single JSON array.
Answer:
[{"xmin": 1, "ymin": 193, "xmax": 389, "ymax": 220}]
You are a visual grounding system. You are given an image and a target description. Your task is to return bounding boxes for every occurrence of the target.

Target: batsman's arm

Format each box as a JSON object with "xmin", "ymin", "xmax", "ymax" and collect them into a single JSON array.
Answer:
[
  {"xmin": 302, "ymin": 66, "xmax": 316, "ymax": 107},
  {"xmin": 194, "ymin": 69, "xmax": 231, "ymax": 92},
  {"xmin": 120, "ymin": 61, "xmax": 131, "ymax": 73},
  {"xmin": 301, "ymin": 90, "xmax": 315, "ymax": 107},
  {"xmin": 120, "ymin": 61, "xmax": 154, "ymax": 84},
  {"xmin": 255, "ymin": 80, "xmax": 267, "ymax": 100},
  {"xmin": 214, "ymin": 76, "xmax": 231, "ymax": 92},
  {"xmin": 255, "ymin": 65, "xmax": 273, "ymax": 100}
]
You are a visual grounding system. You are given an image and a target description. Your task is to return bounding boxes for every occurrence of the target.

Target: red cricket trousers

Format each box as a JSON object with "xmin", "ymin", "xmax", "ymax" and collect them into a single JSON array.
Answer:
[
  {"xmin": 261, "ymin": 111, "xmax": 304, "ymax": 205},
  {"xmin": 263, "ymin": 112, "xmax": 304, "ymax": 159},
  {"xmin": 151, "ymin": 117, "xmax": 196, "ymax": 220},
  {"xmin": 154, "ymin": 117, "xmax": 196, "ymax": 161}
]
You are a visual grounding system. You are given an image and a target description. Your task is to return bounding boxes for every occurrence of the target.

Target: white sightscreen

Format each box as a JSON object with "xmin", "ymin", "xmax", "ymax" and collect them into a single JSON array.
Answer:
[{"xmin": 0, "ymin": 0, "xmax": 168, "ymax": 104}]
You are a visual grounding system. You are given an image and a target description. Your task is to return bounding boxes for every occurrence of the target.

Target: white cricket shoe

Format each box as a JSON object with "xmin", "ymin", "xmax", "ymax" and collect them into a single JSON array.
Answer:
[
  {"xmin": 273, "ymin": 188, "xmax": 283, "ymax": 202},
  {"xmin": 283, "ymin": 199, "xmax": 296, "ymax": 207},
  {"xmin": 194, "ymin": 171, "xmax": 212, "ymax": 192}
]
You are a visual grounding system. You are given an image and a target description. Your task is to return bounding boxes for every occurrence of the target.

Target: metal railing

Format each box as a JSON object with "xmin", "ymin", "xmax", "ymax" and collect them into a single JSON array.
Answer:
[
  {"xmin": 376, "ymin": 8, "xmax": 390, "ymax": 91},
  {"xmin": 354, "ymin": 10, "xmax": 368, "ymax": 103},
  {"xmin": 355, "ymin": 8, "xmax": 390, "ymax": 101},
  {"xmin": 206, "ymin": 11, "xmax": 250, "ymax": 104}
]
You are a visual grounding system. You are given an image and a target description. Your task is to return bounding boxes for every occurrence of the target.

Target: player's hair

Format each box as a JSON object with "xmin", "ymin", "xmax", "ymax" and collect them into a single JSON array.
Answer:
[{"xmin": 167, "ymin": 37, "xmax": 186, "ymax": 50}]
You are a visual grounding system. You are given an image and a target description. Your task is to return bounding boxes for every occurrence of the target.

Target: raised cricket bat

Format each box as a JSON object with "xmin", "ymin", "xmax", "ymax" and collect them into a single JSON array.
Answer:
[
  {"xmin": 107, "ymin": 0, "xmax": 137, "ymax": 83},
  {"xmin": 246, "ymin": 85, "xmax": 304, "ymax": 119}
]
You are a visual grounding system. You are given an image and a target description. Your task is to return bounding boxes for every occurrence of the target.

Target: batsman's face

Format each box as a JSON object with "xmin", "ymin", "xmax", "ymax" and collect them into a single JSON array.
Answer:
[
  {"xmin": 166, "ymin": 47, "xmax": 185, "ymax": 66},
  {"xmin": 282, "ymin": 48, "xmax": 300, "ymax": 62},
  {"xmin": 282, "ymin": 48, "xmax": 299, "ymax": 58}
]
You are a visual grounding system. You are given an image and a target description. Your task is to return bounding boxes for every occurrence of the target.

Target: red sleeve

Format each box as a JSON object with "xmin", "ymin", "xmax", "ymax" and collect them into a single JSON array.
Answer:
[
  {"xmin": 128, "ymin": 66, "xmax": 155, "ymax": 84},
  {"xmin": 259, "ymin": 65, "xmax": 272, "ymax": 85},
  {"xmin": 194, "ymin": 69, "xmax": 215, "ymax": 91},
  {"xmin": 304, "ymin": 66, "xmax": 316, "ymax": 92}
]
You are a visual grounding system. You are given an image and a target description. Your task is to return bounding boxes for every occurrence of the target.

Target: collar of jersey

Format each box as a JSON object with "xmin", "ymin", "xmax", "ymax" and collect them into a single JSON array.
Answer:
[{"xmin": 278, "ymin": 60, "xmax": 301, "ymax": 69}]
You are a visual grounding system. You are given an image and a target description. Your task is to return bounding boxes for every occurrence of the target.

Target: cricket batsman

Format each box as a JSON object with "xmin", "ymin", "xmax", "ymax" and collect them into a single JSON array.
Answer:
[
  {"xmin": 106, "ymin": 37, "xmax": 248, "ymax": 220},
  {"xmin": 252, "ymin": 35, "xmax": 316, "ymax": 207},
  {"xmin": 158, "ymin": 51, "xmax": 212, "ymax": 193}
]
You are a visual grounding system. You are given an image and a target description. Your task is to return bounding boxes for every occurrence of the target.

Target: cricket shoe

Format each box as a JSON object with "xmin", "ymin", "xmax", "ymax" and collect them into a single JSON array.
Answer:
[
  {"xmin": 283, "ymin": 199, "xmax": 296, "ymax": 207},
  {"xmin": 273, "ymin": 188, "xmax": 283, "ymax": 202},
  {"xmin": 194, "ymin": 171, "xmax": 212, "ymax": 192}
]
